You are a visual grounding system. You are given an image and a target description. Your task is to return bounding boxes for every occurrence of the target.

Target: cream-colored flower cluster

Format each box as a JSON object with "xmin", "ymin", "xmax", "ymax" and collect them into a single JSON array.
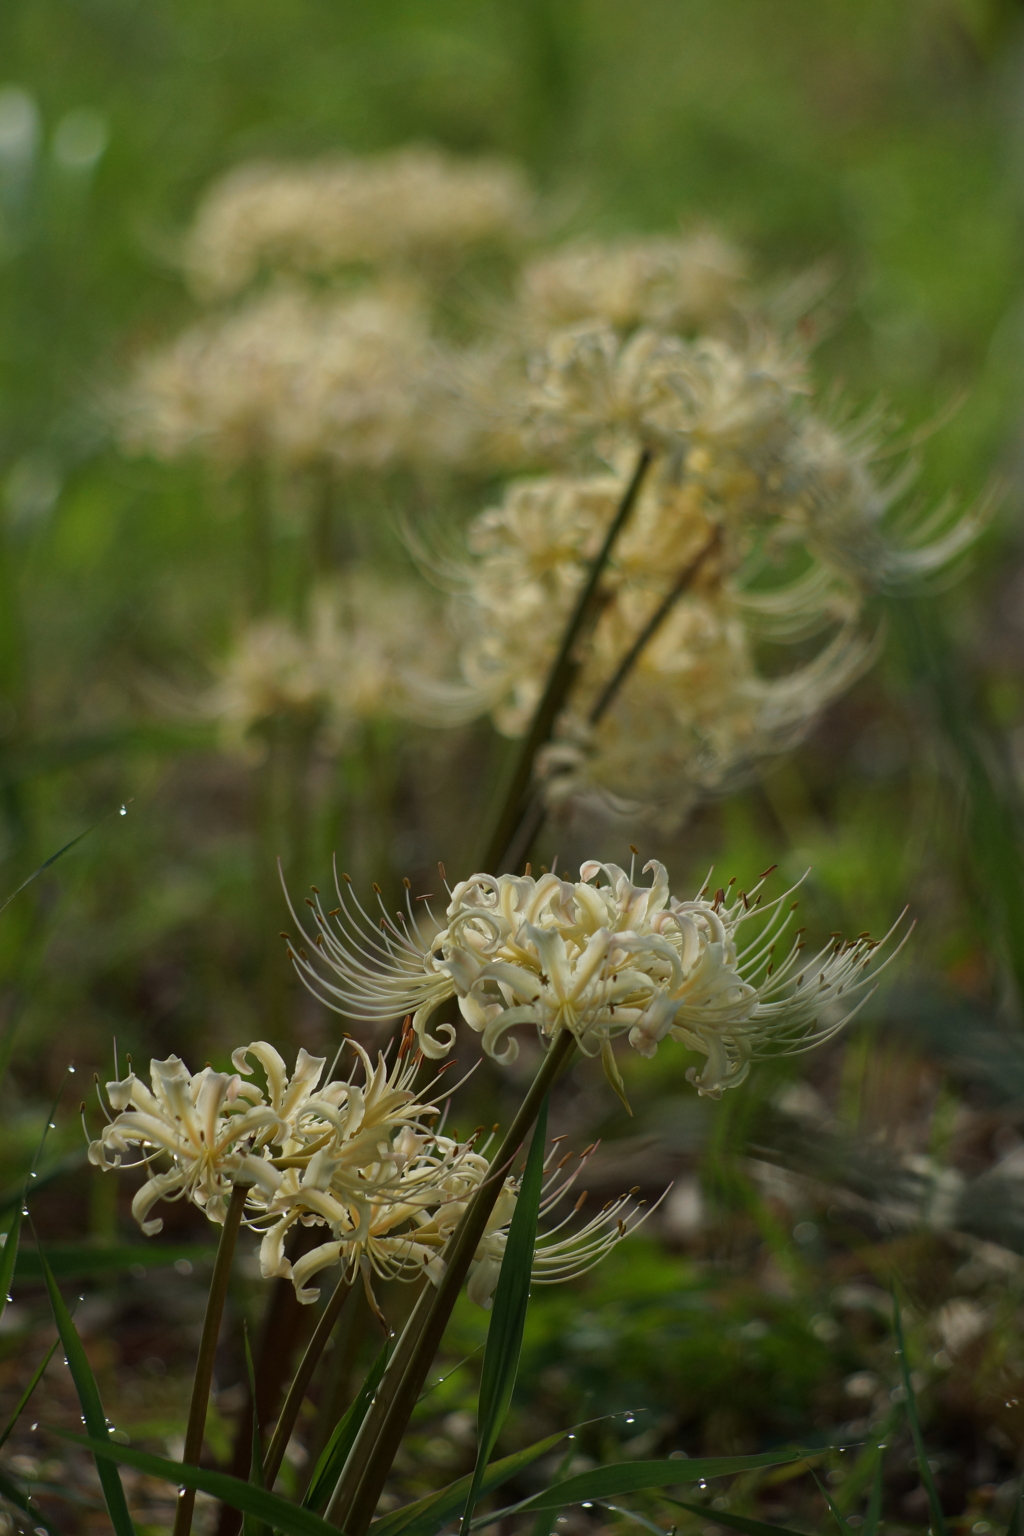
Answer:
[
  {"xmin": 88, "ymin": 1037, "xmax": 641, "ymax": 1305},
  {"xmin": 121, "ymin": 286, "xmax": 477, "ymax": 472},
  {"xmin": 183, "ymin": 145, "xmax": 535, "ymax": 300},
  {"xmin": 518, "ymin": 230, "xmax": 748, "ymax": 337},
  {"xmin": 429, "ymin": 327, "xmax": 982, "ymax": 820},
  {"xmin": 291, "ymin": 857, "xmax": 903, "ymax": 1100},
  {"xmin": 208, "ymin": 572, "xmax": 448, "ymax": 756}
]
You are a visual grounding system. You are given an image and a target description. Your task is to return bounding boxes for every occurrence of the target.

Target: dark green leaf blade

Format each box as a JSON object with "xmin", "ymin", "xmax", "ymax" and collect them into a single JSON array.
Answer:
[
  {"xmin": 892, "ymin": 1291, "xmax": 947, "ymax": 1536},
  {"xmin": 15, "ymin": 1242, "xmax": 217, "ymax": 1279},
  {"xmin": 461, "ymin": 1097, "xmax": 549, "ymax": 1533},
  {"xmin": 304, "ymin": 1336, "xmax": 391, "ymax": 1513},
  {"xmin": 56, "ymin": 1432, "xmax": 393, "ymax": 1536},
  {"xmin": 39, "ymin": 1249, "xmax": 135, "ymax": 1536},
  {"xmin": 0, "ymin": 1335, "xmax": 60, "ymax": 1450},
  {"xmin": 862, "ymin": 1452, "xmax": 884, "ymax": 1536},
  {"xmin": 0, "ymin": 1460, "xmax": 60, "ymax": 1535},
  {"xmin": 0, "ymin": 1207, "xmax": 22, "ymax": 1331},
  {"xmin": 669, "ymin": 1499, "xmax": 811, "ymax": 1536},
  {"xmin": 242, "ymin": 1323, "xmax": 268, "ymax": 1536},
  {"xmin": 370, "ymin": 1430, "xmax": 565, "ymax": 1536},
  {"xmin": 487, "ymin": 1452, "xmax": 805, "ymax": 1519}
]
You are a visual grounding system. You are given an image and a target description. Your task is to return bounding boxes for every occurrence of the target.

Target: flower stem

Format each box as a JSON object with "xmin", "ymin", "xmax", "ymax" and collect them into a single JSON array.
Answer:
[
  {"xmin": 481, "ymin": 446, "xmax": 653, "ymax": 875},
  {"xmin": 587, "ymin": 525, "xmax": 722, "ymax": 725},
  {"xmin": 172, "ymin": 1181, "xmax": 247, "ymax": 1536},
  {"xmin": 263, "ymin": 1273, "xmax": 355, "ymax": 1488},
  {"xmin": 325, "ymin": 1028, "xmax": 577, "ymax": 1535}
]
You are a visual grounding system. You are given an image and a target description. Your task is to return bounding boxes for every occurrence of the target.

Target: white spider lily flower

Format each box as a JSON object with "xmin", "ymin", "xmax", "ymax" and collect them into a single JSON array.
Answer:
[
  {"xmin": 239, "ymin": 1036, "xmax": 490, "ymax": 1303},
  {"xmin": 288, "ymin": 859, "xmax": 907, "ymax": 1099},
  {"xmin": 88, "ymin": 1054, "xmax": 285, "ymax": 1232}
]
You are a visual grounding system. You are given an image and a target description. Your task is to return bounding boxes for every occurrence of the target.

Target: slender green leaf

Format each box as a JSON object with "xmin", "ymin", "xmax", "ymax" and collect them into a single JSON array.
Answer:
[
  {"xmin": 862, "ymin": 1452, "xmax": 884, "ymax": 1536},
  {"xmin": 892, "ymin": 1291, "xmax": 947, "ymax": 1536},
  {"xmin": 530, "ymin": 1445, "xmax": 578, "ymax": 1536},
  {"xmin": 370, "ymin": 1430, "xmax": 566, "ymax": 1536},
  {"xmin": 304, "ymin": 1336, "xmax": 391, "ymax": 1513},
  {"xmin": 242, "ymin": 1324, "xmax": 268, "ymax": 1536},
  {"xmin": 0, "ymin": 1335, "xmax": 59, "ymax": 1450},
  {"xmin": 0, "ymin": 1460, "xmax": 60, "ymax": 1534},
  {"xmin": 486, "ymin": 1452, "xmax": 805, "ymax": 1520},
  {"xmin": 56, "ymin": 1432, "xmax": 379, "ymax": 1536},
  {"xmin": 0, "ymin": 1207, "xmax": 21, "ymax": 1331},
  {"xmin": 0, "ymin": 1152, "xmax": 88, "ymax": 1218},
  {"xmin": 669, "ymin": 1500, "xmax": 810, "ymax": 1536},
  {"xmin": 597, "ymin": 1501, "xmax": 676, "ymax": 1536},
  {"xmin": 15, "ymin": 1242, "xmax": 217, "ymax": 1279},
  {"xmin": 461, "ymin": 1097, "xmax": 549, "ymax": 1534},
  {"xmin": 0, "ymin": 805, "xmax": 127, "ymax": 920},
  {"xmin": 810, "ymin": 1469, "xmax": 853, "ymax": 1535},
  {"xmin": 38, "ymin": 1248, "xmax": 135, "ymax": 1536}
]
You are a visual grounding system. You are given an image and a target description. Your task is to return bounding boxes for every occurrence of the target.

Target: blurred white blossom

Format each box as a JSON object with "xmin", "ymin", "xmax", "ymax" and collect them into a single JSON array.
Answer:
[
  {"xmin": 519, "ymin": 229, "xmax": 748, "ymax": 336},
  {"xmin": 183, "ymin": 145, "xmax": 535, "ymax": 300},
  {"xmin": 120, "ymin": 285, "xmax": 476, "ymax": 471},
  {"xmin": 208, "ymin": 571, "xmax": 449, "ymax": 757}
]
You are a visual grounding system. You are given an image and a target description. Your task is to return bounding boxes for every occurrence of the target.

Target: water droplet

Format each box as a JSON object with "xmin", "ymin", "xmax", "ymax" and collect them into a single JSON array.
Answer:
[
  {"xmin": 625, "ymin": 1414, "xmax": 635, "ymax": 1424},
  {"xmin": 21, "ymin": 1207, "xmax": 29, "ymax": 1216},
  {"xmin": 119, "ymin": 805, "xmax": 127, "ymax": 816},
  {"xmin": 29, "ymin": 1171, "xmax": 37, "ymax": 1178},
  {"xmin": 582, "ymin": 1504, "xmax": 593, "ymax": 1510},
  {"xmin": 5, "ymin": 1294, "xmax": 12, "ymax": 1303},
  {"xmin": 68, "ymin": 1065, "xmax": 75, "ymax": 1074},
  {"xmin": 698, "ymin": 1481, "xmax": 707, "ymax": 1490},
  {"xmin": 30, "ymin": 1423, "xmax": 37, "ymax": 1432},
  {"xmin": 567, "ymin": 1433, "xmax": 575, "ymax": 1440}
]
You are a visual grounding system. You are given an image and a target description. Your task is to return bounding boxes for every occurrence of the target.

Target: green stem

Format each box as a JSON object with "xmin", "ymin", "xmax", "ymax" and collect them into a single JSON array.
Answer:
[
  {"xmin": 326, "ymin": 1029, "xmax": 577, "ymax": 1534},
  {"xmin": 481, "ymin": 446, "xmax": 652, "ymax": 874},
  {"xmin": 263, "ymin": 1273, "xmax": 355, "ymax": 1488},
  {"xmin": 172, "ymin": 1181, "xmax": 247, "ymax": 1536}
]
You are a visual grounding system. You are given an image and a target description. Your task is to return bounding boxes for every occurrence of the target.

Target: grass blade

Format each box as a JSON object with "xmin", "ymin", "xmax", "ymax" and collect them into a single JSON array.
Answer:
[
  {"xmin": 530, "ymin": 1445, "xmax": 578, "ymax": 1536},
  {"xmin": 15, "ymin": 1241, "xmax": 217, "ymax": 1279},
  {"xmin": 460, "ymin": 1097, "xmax": 549, "ymax": 1534},
  {"xmin": 861, "ymin": 1450, "xmax": 884, "ymax": 1536},
  {"xmin": 485, "ymin": 1452, "xmax": 805, "ymax": 1520},
  {"xmin": 38, "ymin": 1247, "xmax": 135, "ymax": 1536},
  {"xmin": 57, "ymin": 1432, "xmax": 410, "ymax": 1536},
  {"xmin": 242, "ymin": 1324, "xmax": 268, "ymax": 1536},
  {"xmin": 892, "ymin": 1290, "xmax": 947, "ymax": 1536},
  {"xmin": 0, "ymin": 1152, "xmax": 87, "ymax": 1219},
  {"xmin": 669, "ymin": 1500, "xmax": 811, "ymax": 1536},
  {"xmin": 370, "ymin": 1431, "xmax": 566, "ymax": 1536},
  {"xmin": 304, "ymin": 1336, "xmax": 391, "ymax": 1513},
  {"xmin": 0, "ymin": 1335, "xmax": 60, "ymax": 1450},
  {"xmin": 0, "ymin": 1207, "xmax": 21, "ymax": 1331},
  {"xmin": 0, "ymin": 1461, "xmax": 60, "ymax": 1535},
  {"xmin": 0, "ymin": 806, "xmax": 126, "ymax": 921}
]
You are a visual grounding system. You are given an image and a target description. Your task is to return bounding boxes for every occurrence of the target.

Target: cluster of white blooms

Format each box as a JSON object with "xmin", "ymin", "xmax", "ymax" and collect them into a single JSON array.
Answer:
[
  {"xmin": 518, "ymin": 230, "xmax": 748, "ymax": 337},
  {"xmin": 424, "ymin": 325, "xmax": 982, "ymax": 819},
  {"xmin": 120, "ymin": 286, "xmax": 479, "ymax": 472},
  {"xmin": 183, "ymin": 145, "xmax": 535, "ymax": 300},
  {"xmin": 290, "ymin": 858, "xmax": 904, "ymax": 1101},
  {"xmin": 208, "ymin": 572, "xmax": 448, "ymax": 756},
  {"xmin": 89, "ymin": 1036, "xmax": 640, "ymax": 1305}
]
